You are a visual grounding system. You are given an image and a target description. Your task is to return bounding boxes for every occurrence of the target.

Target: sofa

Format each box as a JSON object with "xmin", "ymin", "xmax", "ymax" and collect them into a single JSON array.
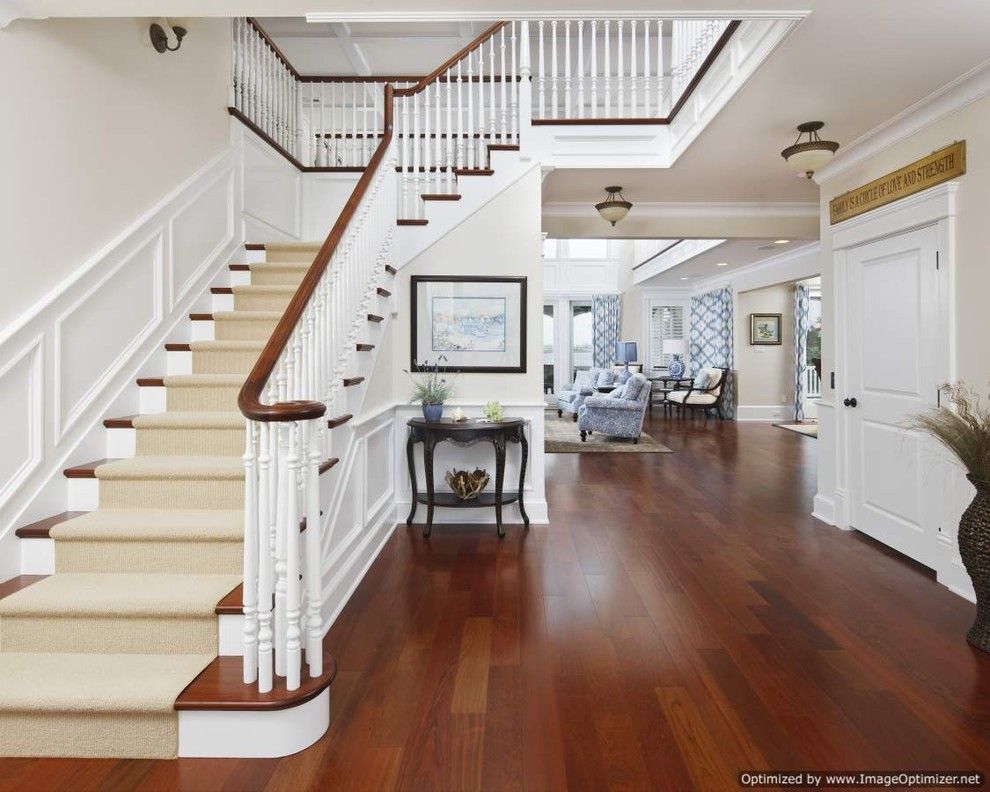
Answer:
[{"xmin": 577, "ymin": 372, "xmax": 651, "ymax": 442}]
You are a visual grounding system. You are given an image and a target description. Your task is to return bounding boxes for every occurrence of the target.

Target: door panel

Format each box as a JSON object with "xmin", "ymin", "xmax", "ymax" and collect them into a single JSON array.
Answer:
[{"xmin": 845, "ymin": 225, "xmax": 940, "ymax": 568}]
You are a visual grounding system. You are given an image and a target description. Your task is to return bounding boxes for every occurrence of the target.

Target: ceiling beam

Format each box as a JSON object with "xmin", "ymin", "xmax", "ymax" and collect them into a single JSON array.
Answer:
[{"xmin": 329, "ymin": 22, "xmax": 371, "ymax": 76}]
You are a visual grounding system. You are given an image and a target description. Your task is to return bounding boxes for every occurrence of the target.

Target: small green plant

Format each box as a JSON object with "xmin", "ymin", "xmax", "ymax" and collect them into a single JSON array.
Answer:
[
  {"xmin": 483, "ymin": 400, "xmax": 504, "ymax": 422},
  {"xmin": 405, "ymin": 358, "xmax": 455, "ymax": 405},
  {"xmin": 911, "ymin": 383, "xmax": 990, "ymax": 483}
]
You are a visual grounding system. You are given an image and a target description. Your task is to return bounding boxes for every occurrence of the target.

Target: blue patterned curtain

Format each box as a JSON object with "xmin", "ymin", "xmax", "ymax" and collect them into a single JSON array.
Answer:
[
  {"xmin": 689, "ymin": 287, "xmax": 734, "ymax": 418},
  {"xmin": 793, "ymin": 284, "xmax": 811, "ymax": 421},
  {"xmin": 592, "ymin": 294, "xmax": 621, "ymax": 368}
]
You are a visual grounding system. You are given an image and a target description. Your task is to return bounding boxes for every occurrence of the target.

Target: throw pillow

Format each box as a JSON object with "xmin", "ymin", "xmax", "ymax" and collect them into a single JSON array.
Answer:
[
  {"xmin": 623, "ymin": 375, "xmax": 644, "ymax": 401},
  {"xmin": 693, "ymin": 370, "xmax": 711, "ymax": 390},
  {"xmin": 596, "ymin": 369, "xmax": 616, "ymax": 387},
  {"xmin": 615, "ymin": 368, "xmax": 631, "ymax": 385}
]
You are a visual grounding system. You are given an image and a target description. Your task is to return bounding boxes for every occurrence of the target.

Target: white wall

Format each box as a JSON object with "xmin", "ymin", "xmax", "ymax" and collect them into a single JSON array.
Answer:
[
  {"xmin": 734, "ymin": 283, "xmax": 795, "ymax": 421},
  {"xmin": 0, "ymin": 18, "xmax": 231, "ymax": 328}
]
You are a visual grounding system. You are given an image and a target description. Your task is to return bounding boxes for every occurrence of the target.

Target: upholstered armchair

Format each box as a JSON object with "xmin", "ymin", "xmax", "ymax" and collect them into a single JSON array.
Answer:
[
  {"xmin": 666, "ymin": 367, "xmax": 730, "ymax": 419},
  {"xmin": 577, "ymin": 373, "xmax": 651, "ymax": 443},
  {"xmin": 555, "ymin": 367, "xmax": 604, "ymax": 421}
]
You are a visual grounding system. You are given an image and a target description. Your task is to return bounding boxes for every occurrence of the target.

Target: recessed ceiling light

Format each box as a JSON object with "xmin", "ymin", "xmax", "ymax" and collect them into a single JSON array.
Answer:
[
  {"xmin": 679, "ymin": 276, "xmax": 690, "ymax": 280},
  {"xmin": 716, "ymin": 262, "xmax": 728, "ymax": 267},
  {"xmin": 774, "ymin": 239, "xmax": 790, "ymax": 245}
]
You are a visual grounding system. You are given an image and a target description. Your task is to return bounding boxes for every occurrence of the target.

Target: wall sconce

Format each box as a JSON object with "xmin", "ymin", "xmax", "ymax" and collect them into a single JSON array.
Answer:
[{"xmin": 150, "ymin": 21, "xmax": 187, "ymax": 53}]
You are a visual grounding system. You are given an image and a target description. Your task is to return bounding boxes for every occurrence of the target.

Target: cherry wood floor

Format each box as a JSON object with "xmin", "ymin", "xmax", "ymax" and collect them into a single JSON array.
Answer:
[{"xmin": 3, "ymin": 416, "xmax": 990, "ymax": 790}]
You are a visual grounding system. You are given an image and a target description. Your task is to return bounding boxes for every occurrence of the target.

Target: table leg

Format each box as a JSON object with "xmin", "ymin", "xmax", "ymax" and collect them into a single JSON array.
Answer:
[
  {"xmin": 423, "ymin": 436, "xmax": 437, "ymax": 538},
  {"xmin": 494, "ymin": 437, "xmax": 506, "ymax": 539},
  {"xmin": 405, "ymin": 431, "xmax": 418, "ymax": 526},
  {"xmin": 517, "ymin": 428, "xmax": 530, "ymax": 528}
]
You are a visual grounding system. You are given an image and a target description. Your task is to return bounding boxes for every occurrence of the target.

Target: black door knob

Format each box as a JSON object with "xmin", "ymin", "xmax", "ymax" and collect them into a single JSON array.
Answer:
[{"xmin": 843, "ymin": 397, "xmax": 858, "ymax": 408}]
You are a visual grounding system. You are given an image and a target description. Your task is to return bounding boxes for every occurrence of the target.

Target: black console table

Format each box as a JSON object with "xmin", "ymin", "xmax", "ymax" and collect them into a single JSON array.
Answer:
[{"xmin": 405, "ymin": 417, "xmax": 530, "ymax": 539}]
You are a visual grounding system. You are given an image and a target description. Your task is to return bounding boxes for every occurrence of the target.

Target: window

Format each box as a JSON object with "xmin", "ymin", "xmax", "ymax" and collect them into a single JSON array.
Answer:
[
  {"xmin": 649, "ymin": 304, "xmax": 686, "ymax": 370},
  {"xmin": 543, "ymin": 304, "xmax": 555, "ymax": 395},
  {"xmin": 571, "ymin": 301, "xmax": 593, "ymax": 375},
  {"xmin": 564, "ymin": 239, "xmax": 609, "ymax": 259},
  {"xmin": 542, "ymin": 237, "xmax": 560, "ymax": 259}
]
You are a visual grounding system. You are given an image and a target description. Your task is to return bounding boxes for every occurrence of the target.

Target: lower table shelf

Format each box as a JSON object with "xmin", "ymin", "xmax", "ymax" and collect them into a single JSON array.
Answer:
[{"xmin": 414, "ymin": 492, "xmax": 520, "ymax": 508}]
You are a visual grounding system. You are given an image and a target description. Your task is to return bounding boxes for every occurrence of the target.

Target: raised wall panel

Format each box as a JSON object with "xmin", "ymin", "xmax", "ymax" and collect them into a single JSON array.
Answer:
[
  {"xmin": 302, "ymin": 174, "xmax": 362, "ymax": 240},
  {"xmin": 364, "ymin": 421, "xmax": 393, "ymax": 518},
  {"xmin": 170, "ymin": 172, "xmax": 235, "ymax": 307},
  {"xmin": 0, "ymin": 337, "xmax": 43, "ymax": 508},
  {"xmin": 243, "ymin": 133, "xmax": 302, "ymax": 239},
  {"xmin": 54, "ymin": 234, "xmax": 163, "ymax": 441}
]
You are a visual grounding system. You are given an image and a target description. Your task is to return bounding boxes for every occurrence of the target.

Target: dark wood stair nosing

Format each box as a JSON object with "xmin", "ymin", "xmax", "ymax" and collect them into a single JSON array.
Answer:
[
  {"xmin": 342, "ymin": 377, "xmax": 365, "ymax": 387},
  {"xmin": 229, "ymin": 263, "xmax": 251, "ymax": 271},
  {"xmin": 377, "ymin": 287, "xmax": 391, "ymax": 298},
  {"xmin": 14, "ymin": 511, "xmax": 87, "ymax": 539},
  {"xmin": 210, "ymin": 287, "xmax": 234, "ymax": 295},
  {"xmin": 319, "ymin": 457, "xmax": 340, "ymax": 475},
  {"xmin": 63, "ymin": 459, "xmax": 116, "ymax": 479},
  {"xmin": 327, "ymin": 414, "xmax": 354, "ymax": 429},
  {"xmin": 190, "ymin": 313, "xmax": 214, "ymax": 321},
  {"xmin": 103, "ymin": 416, "xmax": 137, "ymax": 429},
  {"xmin": 137, "ymin": 377, "xmax": 166, "ymax": 387},
  {"xmin": 454, "ymin": 168, "xmax": 494, "ymax": 176},
  {"xmin": 421, "ymin": 193, "xmax": 462, "ymax": 201},
  {"xmin": 356, "ymin": 343, "xmax": 375, "ymax": 352},
  {"xmin": 397, "ymin": 219, "xmax": 429, "ymax": 226},
  {"xmin": 165, "ymin": 343, "xmax": 192, "ymax": 352},
  {"xmin": 367, "ymin": 314, "xmax": 384, "ymax": 323},
  {"xmin": 384, "ymin": 265, "xmax": 397, "ymax": 275}
]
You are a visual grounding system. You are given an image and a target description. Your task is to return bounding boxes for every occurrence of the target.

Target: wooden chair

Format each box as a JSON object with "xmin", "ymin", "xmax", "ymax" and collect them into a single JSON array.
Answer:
[{"xmin": 666, "ymin": 367, "xmax": 730, "ymax": 420}]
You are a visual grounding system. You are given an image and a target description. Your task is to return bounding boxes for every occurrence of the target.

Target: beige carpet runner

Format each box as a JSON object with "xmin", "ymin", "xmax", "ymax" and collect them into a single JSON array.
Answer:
[{"xmin": 0, "ymin": 243, "xmax": 318, "ymax": 758}]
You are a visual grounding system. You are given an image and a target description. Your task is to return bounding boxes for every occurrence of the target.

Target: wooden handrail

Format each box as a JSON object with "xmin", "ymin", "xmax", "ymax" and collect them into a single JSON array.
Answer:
[
  {"xmin": 394, "ymin": 22, "xmax": 508, "ymax": 97},
  {"xmin": 246, "ymin": 17, "xmax": 302, "ymax": 81},
  {"xmin": 237, "ymin": 84, "xmax": 395, "ymax": 422}
]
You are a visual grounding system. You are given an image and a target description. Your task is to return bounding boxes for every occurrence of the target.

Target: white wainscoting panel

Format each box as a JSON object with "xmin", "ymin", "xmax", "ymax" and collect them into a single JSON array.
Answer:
[
  {"xmin": 239, "ymin": 125, "xmax": 302, "ymax": 242},
  {"xmin": 0, "ymin": 148, "xmax": 242, "ymax": 555},
  {"xmin": 303, "ymin": 174, "xmax": 362, "ymax": 241}
]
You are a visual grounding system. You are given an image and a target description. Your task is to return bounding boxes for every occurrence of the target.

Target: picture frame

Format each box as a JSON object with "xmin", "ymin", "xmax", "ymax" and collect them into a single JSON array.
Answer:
[
  {"xmin": 750, "ymin": 313, "xmax": 782, "ymax": 345},
  {"xmin": 410, "ymin": 275, "xmax": 527, "ymax": 373}
]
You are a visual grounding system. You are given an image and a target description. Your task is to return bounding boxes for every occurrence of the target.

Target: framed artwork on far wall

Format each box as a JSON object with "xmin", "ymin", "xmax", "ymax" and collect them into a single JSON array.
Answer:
[
  {"xmin": 410, "ymin": 275, "xmax": 527, "ymax": 373},
  {"xmin": 750, "ymin": 313, "xmax": 782, "ymax": 345}
]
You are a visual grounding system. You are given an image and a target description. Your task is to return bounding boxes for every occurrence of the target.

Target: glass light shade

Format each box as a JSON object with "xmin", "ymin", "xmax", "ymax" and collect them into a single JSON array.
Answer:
[
  {"xmin": 595, "ymin": 186, "xmax": 633, "ymax": 226},
  {"xmin": 781, "ymin": 122, "xmax": 840, "ymax": 178}
]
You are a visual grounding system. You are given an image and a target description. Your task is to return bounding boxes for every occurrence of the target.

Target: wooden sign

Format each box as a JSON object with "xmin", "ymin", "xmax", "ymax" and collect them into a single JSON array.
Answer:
[{"xmin": 829, "ymin": 141, "xmax": 965, "ymax": 225}]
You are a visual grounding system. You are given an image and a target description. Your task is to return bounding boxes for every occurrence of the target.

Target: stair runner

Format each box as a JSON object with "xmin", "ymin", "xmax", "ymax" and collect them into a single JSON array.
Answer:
[{"xmin": 0, "ymin": 243, "xmax": 317, "ymax": 758}]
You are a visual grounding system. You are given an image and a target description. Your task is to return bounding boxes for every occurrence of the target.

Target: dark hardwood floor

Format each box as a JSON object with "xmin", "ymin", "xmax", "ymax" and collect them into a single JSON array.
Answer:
[{"xmin": 3, "ymin": 415, "xmax": 989, "ymax": 790}]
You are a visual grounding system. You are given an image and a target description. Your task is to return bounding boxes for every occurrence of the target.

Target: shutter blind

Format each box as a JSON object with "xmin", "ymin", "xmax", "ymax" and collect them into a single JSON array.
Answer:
[{"xmin": 649, "ymin": 305, "xmax": 685, "ymax": 369}]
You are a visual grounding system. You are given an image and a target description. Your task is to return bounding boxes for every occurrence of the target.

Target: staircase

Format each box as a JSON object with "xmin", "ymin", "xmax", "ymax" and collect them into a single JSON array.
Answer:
[{"xmin": 0, "ymin": 13, "xmax": 794, "ymax": 759}]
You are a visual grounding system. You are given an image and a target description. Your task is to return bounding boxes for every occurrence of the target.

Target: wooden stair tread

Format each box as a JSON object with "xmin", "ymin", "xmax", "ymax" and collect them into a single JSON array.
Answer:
[
  {"xmin": 319, "ymin": 458, "xmax": 339, "ymax": 475},
  {"xmin": 14, "ymin": 512, "xmax": 87, "ymax": 539},
  {"xmin": 174, "ymin": 645, "xmax": 336, "ymax": 712},
  {"xmin": 327, "ymin": 414, "xmax": 353, "ymax": 429},
  {"xmin": 0, "ymin": 575, "xmax": 47, "ymax": 601},
  {"xmin": 342, "ymin": 376, "xmax": 365, "ymax": 387},
  {"xmin": 356, "ymin": 343, "xmax": 375, "ymax": 351},
  {"xmin": 244, "ymin": 243, "xmax": 266, "ymax": 251},
  {"xmin": 190, "ymin": 313, "xmax": 214, "ymax": 321},
  {"xmin": 103, "ymin": 415, "xmax": 137, "ymax": 429},
  {"xmin": 421, "ymin": 194, "xmax": 462, "ymax": 201},
  {"xmin": 455, "ymin": 168, "xmax": 494, "ymax": 176},
  {"xmin": 229, "ymin": 263, "xmax": 250, "ymax": 271},
  {"xmin": 63, "ymin": 459, "xmax": 116, "ymax": 479},
  {"xmin": 137, "ymin": 377, "xmax": 165, "ymax": 387},
  {"xmin": 210, "ymin": 287, "xmax": 234, "ymax": 294},
  {"xmin": 488, "ymin": 143, "xmax": 520, "ymax": 151},
  {"xmin": 384, "ymin": 265, "xmax": 397, "ymax": 275},
  {"xmin": 367, "ymin": 313, "xmax": 384, "ymax": 323},
  {"xmin": 165, "ymin": 342, "xmax": 192, "ymax": 352},
  {"xmin": 397, "ymin": 219, "xmax": 428, "ymax": 226},
  {"xmin": 377, "ymin": 287, "xmax": 391, "ymax": 298}
]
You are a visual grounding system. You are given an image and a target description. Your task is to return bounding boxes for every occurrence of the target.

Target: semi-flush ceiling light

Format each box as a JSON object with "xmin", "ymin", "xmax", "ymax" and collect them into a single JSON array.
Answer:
[
  {"xmin": 716, "ymin": 261, "xmax": 729, "ymax": 267},
  {"xmin": 595, "ymin": 186, "xmax": 632, "ymax": 226},
  {"xmin": 781, "ymin": 122, "xmax": 839, "ymax": 178},
  {"xmin": 774, "ymin": 239, "xmax": 790, "ymax": 245}
]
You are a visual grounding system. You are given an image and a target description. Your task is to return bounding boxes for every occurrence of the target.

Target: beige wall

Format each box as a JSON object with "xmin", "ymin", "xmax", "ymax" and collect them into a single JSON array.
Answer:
[
  {"xmin": 818, "ymin": 92, "xmax": 990, "ymax": 401},
  {"xmin": 734, "ymin": 283, "xmax": 795, "ymax": 408},
  {"xmin": 392, "ymin": 168, "xmax": 544, "ymax": 402},
  {"xmin": 0, "ymin": 18, "xmax": 230, "ymax": 327}
]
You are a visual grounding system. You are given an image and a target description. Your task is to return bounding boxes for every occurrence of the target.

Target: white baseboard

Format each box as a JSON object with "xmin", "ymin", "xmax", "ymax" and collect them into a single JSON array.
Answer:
[
  {"xmin": 811, "ymin": 493, "xmax": 835, "ymax": 526},
  {"xmin": 394, "ymin": 499, "xmax": 549, "ymax": 526},
  {"xmin": 736, "ymin": 404, "xmax": 794, "ymax": 422}
]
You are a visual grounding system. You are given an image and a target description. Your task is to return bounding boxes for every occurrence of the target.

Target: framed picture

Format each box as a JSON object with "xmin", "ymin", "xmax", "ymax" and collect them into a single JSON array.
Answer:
[
  {"xmin": 750, "ymin": 313, "xmax": 782, "ymax": 345},
  {"xmin": 410, "ymin": 275, "xmax": 527, "ymax": 373}
]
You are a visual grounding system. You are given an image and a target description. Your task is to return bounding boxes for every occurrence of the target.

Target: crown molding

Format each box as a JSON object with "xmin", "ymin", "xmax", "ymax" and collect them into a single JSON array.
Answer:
[
  {"xmin": 307, "ymin": 10, "xmax": 809, "ymax": 23},
  {"xmin": 0, "ymin": 1, "xmax": 45, "ymax": 28},
  {"xmin": 814, "ymin": 58, "xmax": 990, "ymax": 185},
  {"xmin": 542, "ymin": 201, "xmax": 819, "ymax": 219},
  {"xmin": 688, "ymin": 240, "xmax": 821, "ymax": 293}
]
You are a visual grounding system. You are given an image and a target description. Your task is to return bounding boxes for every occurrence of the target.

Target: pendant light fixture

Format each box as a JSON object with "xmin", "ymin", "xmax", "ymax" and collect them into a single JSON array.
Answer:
[
  {"xmin": 781, "ymin": 122, "xmax": 839, "ymax": 178},
  {"xmin": 595, "ymin": 186, "xmax": 633, "ymax": 226}
]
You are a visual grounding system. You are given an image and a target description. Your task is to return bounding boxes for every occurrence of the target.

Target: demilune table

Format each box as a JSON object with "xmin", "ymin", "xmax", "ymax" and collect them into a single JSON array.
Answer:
[{"xmin": 405, "ymin": 417, "xmax": 530, "ymax": 539}]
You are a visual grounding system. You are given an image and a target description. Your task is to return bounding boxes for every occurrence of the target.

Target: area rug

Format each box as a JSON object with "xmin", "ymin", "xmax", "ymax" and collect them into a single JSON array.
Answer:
[
  {"xmin": 774, "ymin": 422, "xmax": 818, "ymax": 438},
  {"xmin": 544, "ymin": 413, "xmax": 673, "ymax": 454}
]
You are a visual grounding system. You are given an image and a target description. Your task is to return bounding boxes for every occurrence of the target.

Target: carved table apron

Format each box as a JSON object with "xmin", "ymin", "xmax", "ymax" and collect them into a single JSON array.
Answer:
[{"xmin": 405, "ymin": 417, "xmax": 530, "ymax": 538}]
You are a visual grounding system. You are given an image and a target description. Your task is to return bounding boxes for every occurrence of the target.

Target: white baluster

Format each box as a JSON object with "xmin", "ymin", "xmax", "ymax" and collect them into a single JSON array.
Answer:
[
  {"xmin": 643, "ymin": 20, "xmax": 650, "ymax": 117},
  {"xmin": 657, "ymin": 20, "xmax": 665, "ymax": 115},
  {"xmin": 401, "ymin": 95, "xmax": 410, "ymax": 217},
  {"xmin": 413, "ymin": 90, "xmax": 421, "ymax": 214},
  {"xmin": 499, "ymin": 28, "xmax": 508, "ymax": 140},
  {"xmin": 446, "ymin": 69, "xmax": 454, "ymax": 190},
  {"xmin": 576, "ymin": 21, "xmax": 584, "ymax": 118},
  {"xmin": 434, "ymin": 79, "xmax": 442, "ymax": 194},
  {"xmin": 242, "ymin": 420, "xmax": 258, "ymax": 684},
  {"xmin": 630, "ymin": 20, "xmax": 637, "ymax": 117},
  {"xmin": 456, "ymin": 61, "xmax": 464, "ymax": 170},
  {"xmin": 550, "ymin": 21, "xmax": 559, "ymax": 119},
  {"xmin": 603, "ymin": 20, "xmax": 611, "ymax": 119},
  {"xmin": 617, "ymin": 20, "xmax": 624, "ymax": 117},
  {"xmin": 304, "ymin": 418, "xmax": 323, "ymax": 677},
  {"xmin": 467, "ymin": 50, "xmax": 476, "ymax": 169},
  {"xmin": 510, "ymin": 22, "xmax": 519, "ymax": 142},
  {"xmin": 537, "ymin": 20, "xmax": 546, "ymax": 118},
  {"xmin": 284, "ymin": 422, "xmax": 302, "ymax": 691},
  {"xmin": 257, "ymin": 412, "xmax": 274, "ymax": 692},
  {"xmin": 488, "ymin": 35, "xmax": 496, "ymax": 141},
  {"xmin": 423, "ymin": 84, "xmax": 431, "ymax": 207},
  {"xmin": 590, "ymin": 20, "xmax": 598, "ymax": 119},
  {"xmin": 563, "ymin": 21, "xmax": 571, "ymax": 118},
  {"xmin": 318, "ymin": 83, "xmax": 326, "ymax": 167}
]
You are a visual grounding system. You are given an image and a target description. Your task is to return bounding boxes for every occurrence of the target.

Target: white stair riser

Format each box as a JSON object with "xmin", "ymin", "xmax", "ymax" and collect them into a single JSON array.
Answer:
[
  {"xmin": 230, "ymin": 269, "xmax": 252, "ymax": 286},
  {"xmin": 177, "ymin": 688, "xmax": 329, "ymax": 758},
  {"xmin": 191, "ymin": 318, "xmax": 215, "ymax": 341},
  {"xmin": 67, "ymin": 478, "xmax": 99, "ymax": 511},
  {"xmin": 139, "ymin": 385, "xmax": 166, "ymax": 414},
  {"xmin": 106, "ymin": 426, "xmax": 136, "ymax": 458},
  {"xmin": 212, "ymin": 293, "xmax": 235, "ymax": 312},
  {"xmin": 167, "ymin": 350, "xmax": 193, "ymax": 375}
]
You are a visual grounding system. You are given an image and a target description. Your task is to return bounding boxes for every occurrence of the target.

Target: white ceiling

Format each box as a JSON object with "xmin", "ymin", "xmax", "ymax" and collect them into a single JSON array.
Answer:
[
  {"xmin": 542, "ymin": 0, "xmax": 990, "ymax": 207},
  {"xmin": 636, "ymin": 238, "xmax": 807, "ymax": 287}
]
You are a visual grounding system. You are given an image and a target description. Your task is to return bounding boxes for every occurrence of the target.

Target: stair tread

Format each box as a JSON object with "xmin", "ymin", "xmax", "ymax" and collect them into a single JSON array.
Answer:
[
  {"xmin": 95, "ymin": 456, "xmax": 244, "ymax": 480},
  {"xmin": 188, "ymin": 340, "xmax": 265, "ymax": 351},
  {"xmin": 131, "ymin": 411, "xmax": 244, "ymax": 429},
  {"xmin": 212, "ymin": 311, "xmax": 283, "ymax": 320},
  {"xmin": 0, "ymin": 653, "xmax": 216, "ymax": 714},
  {"xmin": 175, "ymin": 646, "xmax": 336, "ymax": 711},
  {"xmin": 15, "ymin": 512, "xmax": 88, "ymax": 538},
  {"xmin": 64, "ymin": 459, "xmax": 115, "ymax": 478},
  {"xmin": 0, "ymin": 575, "xmax": 47, "ymax": 599},
  {"xmin": 327, "ymin": 414, "xmax": 353, "ymax": 429},
  {"xmin": 50, "ymin": 509, "xmax": 243, "ymax": 542},
  {"xmin": 159, "ymin": 374, "xmax": 245, "ymax": 387},
  {"xmin": 0, "ymin": 573, "xmax": 240, "ymax": 617},
  {"xmin": 231, "ymin": 285, "xmax": 298, "ymax": 294}
]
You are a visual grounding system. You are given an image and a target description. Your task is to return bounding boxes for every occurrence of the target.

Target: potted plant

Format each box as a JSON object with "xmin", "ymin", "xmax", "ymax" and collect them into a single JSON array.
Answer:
[
  {"xmin": 912, "ymin": 384, "xmax": 990, "ymax": 652},
  {"xmin": 406, "ymin": 358, "xmax": 455, "ymax": 422}
]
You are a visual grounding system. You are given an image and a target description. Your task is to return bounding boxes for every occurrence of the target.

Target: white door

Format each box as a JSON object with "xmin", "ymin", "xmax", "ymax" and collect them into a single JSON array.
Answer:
[{"xmin": 844, "ymin": 225, "xmax": 943, "ymax": 568}]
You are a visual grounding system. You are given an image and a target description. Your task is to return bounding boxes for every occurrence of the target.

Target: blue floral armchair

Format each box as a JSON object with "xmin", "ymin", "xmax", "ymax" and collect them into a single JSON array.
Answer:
[
  {"xmin": 577, "ymin": 373, "xmax": 650, "ymax": 443},
  {"xmin": 555, "ymin": 367, "xmax": 605, "ymax": 422}
]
